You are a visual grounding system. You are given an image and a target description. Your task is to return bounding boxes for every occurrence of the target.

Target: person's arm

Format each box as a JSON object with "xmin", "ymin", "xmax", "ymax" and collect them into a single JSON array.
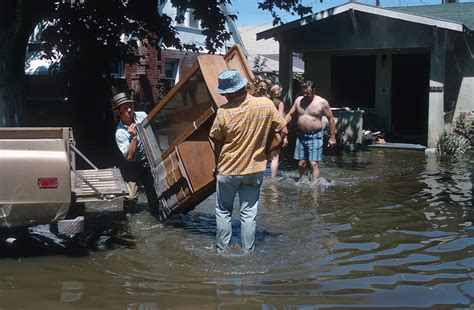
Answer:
[
  {"xmin": 322, "ymin": 100, "xmax": 336, "ymax": 146},
  {"xmin": 126, "ymin": 123, "xmax": 138, "ymax": 160},
  {"xmin": 284, "ymin": 99, "xmax": 298, "ymax": 125},
  {"xmin": 279, "ymin": 126, "xmax": 288, "ymax": 148},
  {"xmin": 277, "ymin": 101, "xmax": 289, "ymax": 147},
  {"xmin": 270, "ymin": 103, "xmax": 289, "ymax": 149},
  {"xmin": 278, "ymin": 100, "xmax": 285, "ymax": 118},
  {"xmin": 211, "ymin": 138, "xmax": 223, "ymax": 167},
  {"xmin": 209, "ymin": 112, "xmax": 224, "ymax": 176}
]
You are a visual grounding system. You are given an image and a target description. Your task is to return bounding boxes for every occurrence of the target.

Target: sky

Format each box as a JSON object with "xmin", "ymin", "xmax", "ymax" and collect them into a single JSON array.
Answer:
[{"xmin": 230, "ymin": 0, "xmax": 474, "ymax": 27}]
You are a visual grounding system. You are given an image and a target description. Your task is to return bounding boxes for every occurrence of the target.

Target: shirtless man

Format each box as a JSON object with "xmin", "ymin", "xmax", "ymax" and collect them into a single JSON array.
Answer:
[{"xmin": 285, "ymin": 80, "xmax": 336, "ymax": 182}]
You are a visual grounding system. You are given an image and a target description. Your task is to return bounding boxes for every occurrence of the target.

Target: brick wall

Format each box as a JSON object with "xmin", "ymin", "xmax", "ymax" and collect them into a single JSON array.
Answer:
[{"xmin": 123, "ymin": 46, "xmax": 199, "ymax": 112}]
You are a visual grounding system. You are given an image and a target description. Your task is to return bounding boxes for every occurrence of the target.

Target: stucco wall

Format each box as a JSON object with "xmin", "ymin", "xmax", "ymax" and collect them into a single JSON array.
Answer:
[{"xmin": 451, "ymin": 35, "xmax": 474, "ymax": 127}]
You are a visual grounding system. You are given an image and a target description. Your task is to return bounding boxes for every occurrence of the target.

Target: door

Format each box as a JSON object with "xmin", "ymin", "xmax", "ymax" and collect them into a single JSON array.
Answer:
[{"xmin": 391, "ymin": 53, "xmax": 430, "ymax": 144}]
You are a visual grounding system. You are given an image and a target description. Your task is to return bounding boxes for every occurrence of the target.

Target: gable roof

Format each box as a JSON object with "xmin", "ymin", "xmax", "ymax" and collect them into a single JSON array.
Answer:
[
  {"xmin": 389, "ymin": 3, "xmax": 474, "ymax": 31},
  {"xmin": 257, "ymin": 2, "xmax": 472, "ymax": 41}
]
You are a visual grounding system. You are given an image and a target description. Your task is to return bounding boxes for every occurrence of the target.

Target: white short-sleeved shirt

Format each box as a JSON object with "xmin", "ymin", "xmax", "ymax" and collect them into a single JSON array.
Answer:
[{"xmin": 115, "ymin": 111, "xmax": 147, "ymax": 163}]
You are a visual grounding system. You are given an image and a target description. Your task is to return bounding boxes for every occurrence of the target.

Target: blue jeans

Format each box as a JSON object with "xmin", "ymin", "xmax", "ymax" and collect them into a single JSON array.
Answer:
[{"xmin": 215, "ymin": 172, "xmax": 264, "ymax": 252}]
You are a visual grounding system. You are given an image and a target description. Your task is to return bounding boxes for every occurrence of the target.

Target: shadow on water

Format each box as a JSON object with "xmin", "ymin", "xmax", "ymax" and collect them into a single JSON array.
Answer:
[
  {"xmin": 164, "ymin": 209, "xmax": 285, "ymax": 246},
  {"xmin": 0, "ymin": 209, "xmax": 139, "ymax": 259}
]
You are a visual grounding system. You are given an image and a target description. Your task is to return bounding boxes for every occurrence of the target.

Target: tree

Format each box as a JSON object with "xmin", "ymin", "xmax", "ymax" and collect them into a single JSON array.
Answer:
[{"xmin": 0, "ymin": 0, "xmax": 313, "ymax": 127}]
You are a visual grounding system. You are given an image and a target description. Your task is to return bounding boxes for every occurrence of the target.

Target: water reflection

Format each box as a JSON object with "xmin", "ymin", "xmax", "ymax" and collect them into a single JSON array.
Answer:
[
  {"xmin": 0, "ymin": 149, "xmax": 472, "ymax": 308},
  {"xmin": 60, "ymin": 281, "xmax": 83, "ymax": 302}
]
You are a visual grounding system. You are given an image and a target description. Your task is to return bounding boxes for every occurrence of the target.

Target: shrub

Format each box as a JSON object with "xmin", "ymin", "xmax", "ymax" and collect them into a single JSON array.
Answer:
[
  {"xmin": 453, "ymin": 112, "xmax": 473, "ymax": 142},
  {"xmin": 436, "ymin": 112, "xmax": 472, "ymax": 158},
  {"xmin": 436, "ymin": 130, "xmax": 470, "ymax": 158}
]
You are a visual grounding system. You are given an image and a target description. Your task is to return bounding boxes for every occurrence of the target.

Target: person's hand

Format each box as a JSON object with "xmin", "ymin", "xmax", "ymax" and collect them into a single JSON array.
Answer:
[
  {"xmin": 328, "ymin": 137, "xmax": 337, "ymax": 147},
  {"xmin": 282, "ymin": 136, "xmax": 289, "ymax": 148},
  {"xmin": 128, "ymin": 123, "xmax": 137, "ymax": 137}
]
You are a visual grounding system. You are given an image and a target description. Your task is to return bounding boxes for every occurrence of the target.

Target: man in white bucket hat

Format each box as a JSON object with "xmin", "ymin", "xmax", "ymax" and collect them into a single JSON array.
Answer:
[{"xmin": 209, "ymin": 70, "xmax": 287, "ymax": 253}]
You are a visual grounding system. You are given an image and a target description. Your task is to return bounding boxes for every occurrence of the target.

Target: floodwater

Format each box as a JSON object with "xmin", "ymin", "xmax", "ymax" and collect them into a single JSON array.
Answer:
[{"xmin": 0, "ymin": 148, "xmax": 473, "ymax": 309}]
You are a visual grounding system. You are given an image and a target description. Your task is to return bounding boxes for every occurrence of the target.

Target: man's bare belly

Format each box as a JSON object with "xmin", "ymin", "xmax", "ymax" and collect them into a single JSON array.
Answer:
[{"xmin": 297, "ymin": 115, "xmax": 323, "ymax": 133}]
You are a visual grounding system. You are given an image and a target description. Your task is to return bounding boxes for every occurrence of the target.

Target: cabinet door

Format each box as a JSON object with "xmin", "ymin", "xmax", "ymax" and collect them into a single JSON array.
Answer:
[{"xmin": 224, "ymin": 44, "xmax": 255, "ymax": 83}]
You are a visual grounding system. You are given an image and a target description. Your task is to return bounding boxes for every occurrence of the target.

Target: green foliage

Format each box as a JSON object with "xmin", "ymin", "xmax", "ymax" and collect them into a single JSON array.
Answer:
[
  {"xmin": 36, "ymin": 0, "xmax": 315, "ymax": 76},
  {"xmin": 436, "ymin": 131, "xmax": 470, "ymax": 158},
  {"xmin": 293, "ymin": 73, "xmax": 304, "ymax": 83},
  {"xmin": 0, "ymin": 0, "xmax": 319, "ymax": 125},
  {"xmin": 257, "ymin": 0, "xmax": 314, "ymax": 25},
  {"xmin": 252, "ymin": 55, "xmax": 268, "ymax": 73},
  {"xmin": 452, "ymin": 112, "xmax": 473, "ymax": 141},
  {"xmin": 436, "ymin": 112, "xmax": 472, "ymax": 158}
]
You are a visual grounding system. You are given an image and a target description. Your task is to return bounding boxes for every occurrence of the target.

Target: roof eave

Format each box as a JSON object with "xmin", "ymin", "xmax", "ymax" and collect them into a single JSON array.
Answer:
[{"xmin": 257, "ymin": 2, "xmax": 466, "ymax": 40}]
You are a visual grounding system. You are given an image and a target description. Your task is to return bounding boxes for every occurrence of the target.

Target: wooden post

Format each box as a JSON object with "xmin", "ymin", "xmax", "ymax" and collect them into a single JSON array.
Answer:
[{"xmin": 279, "ymin": 37, "xmax": 293, "ymax": 109}]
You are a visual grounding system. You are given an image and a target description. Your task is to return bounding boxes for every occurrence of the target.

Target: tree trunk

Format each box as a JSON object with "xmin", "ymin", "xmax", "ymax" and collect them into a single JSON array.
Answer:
[
  {"xmin": 0, "ymin": 32, "xmax": 29, "ymax": 126},
  {"xmin": 0, "ymin": 0, "xmax": 51, "ymax": 126}
]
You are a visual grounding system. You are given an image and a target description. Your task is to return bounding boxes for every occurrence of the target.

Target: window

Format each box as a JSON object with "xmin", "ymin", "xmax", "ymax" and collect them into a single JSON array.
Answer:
[
  {"xmin": 176, "ymin": 8, "xmax": 185, "ymax": 25},
  {"xmin": 110, "ymin": 60, "xmax": 125, "ymax": 78},
  {"xmin": 164, "ymin": 59, "xmax": 179, "ymax": 89},
  {"xmin": 187, "ymin": 8, "xmax": 200, "ymax": 29}
]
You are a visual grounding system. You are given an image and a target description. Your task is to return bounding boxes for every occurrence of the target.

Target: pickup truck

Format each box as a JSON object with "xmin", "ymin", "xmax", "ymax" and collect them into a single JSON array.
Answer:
[{"xmin": 0, "ymin": 127, "xmax": 128, "ymax": 236}]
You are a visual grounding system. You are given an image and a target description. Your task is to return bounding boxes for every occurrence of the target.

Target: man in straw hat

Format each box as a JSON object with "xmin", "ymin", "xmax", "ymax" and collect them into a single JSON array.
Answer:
[
  {"xmin": 111, "ymin": 92, "xmax": 159, "ymax": 215},
  {"xmin": 209, "ymin": 70, "xmax": 287, "ymax": 253}
]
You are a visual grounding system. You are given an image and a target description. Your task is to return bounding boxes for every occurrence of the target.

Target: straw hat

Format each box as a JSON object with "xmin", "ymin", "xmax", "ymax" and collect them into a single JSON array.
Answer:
[{"xmin": 111, "ymin": 92, "xmax": 134, "ymax": 111}]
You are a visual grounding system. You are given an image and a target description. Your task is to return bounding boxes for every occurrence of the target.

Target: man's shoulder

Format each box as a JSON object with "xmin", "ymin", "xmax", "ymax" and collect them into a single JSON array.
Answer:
[{"xmin": 315, "ymin": 95, "xmax": 329, "ymax": 104}]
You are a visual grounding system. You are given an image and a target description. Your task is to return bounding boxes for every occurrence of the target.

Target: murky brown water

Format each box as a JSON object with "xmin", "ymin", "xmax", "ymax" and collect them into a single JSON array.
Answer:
[{"xmin": 1, "ymin": 148, "xmax": 473, "ymax": 308}]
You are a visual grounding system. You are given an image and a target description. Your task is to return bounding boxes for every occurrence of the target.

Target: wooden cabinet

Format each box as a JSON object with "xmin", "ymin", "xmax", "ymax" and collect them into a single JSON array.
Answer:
[{"xmin": 138, "ymin": 45, "xmax": 255, "ymax": 219}]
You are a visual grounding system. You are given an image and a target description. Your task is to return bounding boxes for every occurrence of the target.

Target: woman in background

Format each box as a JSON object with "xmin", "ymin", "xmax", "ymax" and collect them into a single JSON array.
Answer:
[{"xmin": 269, "ymin": 83, "xmax": 287, "ymax": 178}]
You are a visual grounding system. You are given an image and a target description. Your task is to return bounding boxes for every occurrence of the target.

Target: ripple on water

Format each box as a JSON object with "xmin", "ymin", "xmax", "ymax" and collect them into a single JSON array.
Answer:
[{"xmin": 1, "ymin": 149, "xmax": 472, "ymax": 308}]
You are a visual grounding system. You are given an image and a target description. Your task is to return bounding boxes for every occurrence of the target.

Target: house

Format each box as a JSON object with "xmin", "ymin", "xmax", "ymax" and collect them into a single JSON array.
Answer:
[
  {"xmin": 257, "ymin": 2, "xmax": 474, "ymax": 147},
  {"xmin": 118, "ymin": 0, "xmax": 244, "ymax": 109},
  {"xmin": 239, "ymin": 25, "xmax": 304, "ymax": 78}
]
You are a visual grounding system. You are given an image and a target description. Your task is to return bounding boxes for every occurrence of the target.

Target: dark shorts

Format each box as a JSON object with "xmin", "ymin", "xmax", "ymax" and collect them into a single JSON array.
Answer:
[{"xmin": 294, "ymin": 130, "xmax": 323, "ymax": 162}]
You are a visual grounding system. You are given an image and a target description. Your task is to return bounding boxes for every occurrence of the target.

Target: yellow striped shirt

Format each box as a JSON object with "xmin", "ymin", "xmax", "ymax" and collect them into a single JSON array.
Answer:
[{"xmin": 209, "ymin": 93, "xmax": 286, "ymax": 175}]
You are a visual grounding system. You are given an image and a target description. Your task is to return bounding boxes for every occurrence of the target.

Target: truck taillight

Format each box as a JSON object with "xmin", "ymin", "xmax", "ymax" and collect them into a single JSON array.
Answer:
[{"xmin": 38, "ymin": 178, "xmax": 58, "ymax": 189}]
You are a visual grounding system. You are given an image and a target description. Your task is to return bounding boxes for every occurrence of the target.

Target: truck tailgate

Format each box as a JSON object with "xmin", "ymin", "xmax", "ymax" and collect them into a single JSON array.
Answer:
[{"xmin": 72, "ymin": 168, "xmax": 128, "ymax": 202}]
